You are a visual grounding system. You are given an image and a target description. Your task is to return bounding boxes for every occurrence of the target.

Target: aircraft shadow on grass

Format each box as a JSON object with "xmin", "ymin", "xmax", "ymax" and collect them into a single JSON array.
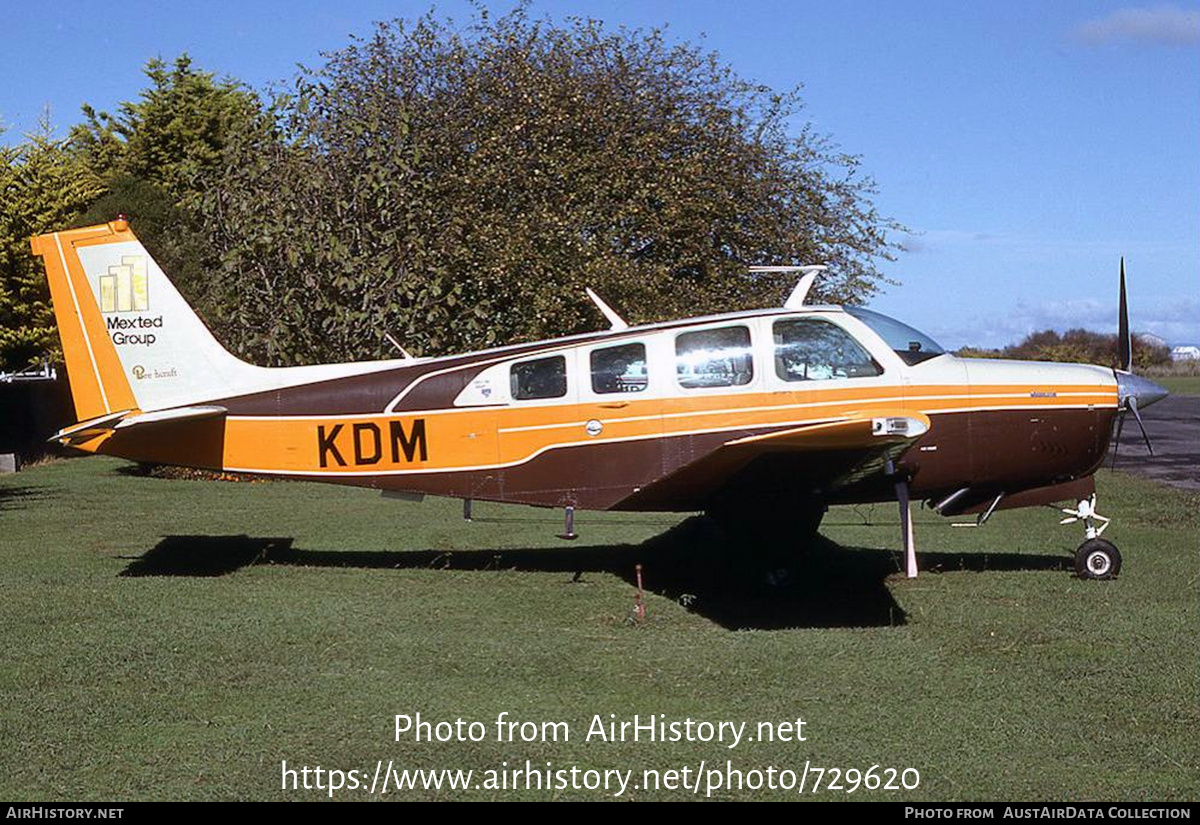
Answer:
[
  {"xmin": 0, "ymin": 484, "xmax": 48, "ymax": 511},
  {"xmin": 118, "ymin": 517, "xmax": 1072, "ymax": 631}
]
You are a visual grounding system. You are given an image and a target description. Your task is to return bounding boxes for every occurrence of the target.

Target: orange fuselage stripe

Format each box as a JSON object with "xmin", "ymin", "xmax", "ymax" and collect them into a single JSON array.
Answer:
[{"xmin": 191, "ymin": 383, "xmax": 1118, "ymax": 476}]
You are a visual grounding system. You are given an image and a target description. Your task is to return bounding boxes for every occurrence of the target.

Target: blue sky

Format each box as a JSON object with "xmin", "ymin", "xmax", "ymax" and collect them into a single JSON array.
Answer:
[{"xmin": 4, "ymin": 0, "xmax": 1198, "ymax": 347}]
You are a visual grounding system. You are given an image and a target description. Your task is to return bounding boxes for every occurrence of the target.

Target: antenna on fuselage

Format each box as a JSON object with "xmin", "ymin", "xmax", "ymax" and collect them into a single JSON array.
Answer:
[
  {"xmin": 750, "ymin": 265, "xmax": 828, "ymax": 309},
  {"xmin": 383, "ymin": 331, "xmax": 414, "ymax": 359},
  {"xmin": 585, "ymin": 287, "xmax": 629, "ymax": 331}
]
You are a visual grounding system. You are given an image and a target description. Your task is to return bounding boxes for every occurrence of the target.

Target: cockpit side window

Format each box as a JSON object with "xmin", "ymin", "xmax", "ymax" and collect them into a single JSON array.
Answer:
[
  {"xmin": 510, "ymin": 355, "xmax": 567, "ymax": 400},
  {"xmin": 845, "ymin": 307, "xmax": 946, "ymax": 366},
  {"xmin": 676, "ymin": 325, "xmax": 754, "ymax": 389},
  {"xmin": 773, "ymin": 319, "xmax": 882, "ymax": 381}
]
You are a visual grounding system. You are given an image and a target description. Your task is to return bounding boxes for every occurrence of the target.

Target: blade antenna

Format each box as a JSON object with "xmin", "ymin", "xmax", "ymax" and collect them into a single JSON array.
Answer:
[
  {"xmin": 383, "ymin": 331, "xmax": 413, "ymax": 359},
  {"xmin": 585, "ymin": 288, "xmax": 628, "ymax": 331},
  {"xmin": 750, "ymin": 265, "xmax": 828, "ymax": 309}
]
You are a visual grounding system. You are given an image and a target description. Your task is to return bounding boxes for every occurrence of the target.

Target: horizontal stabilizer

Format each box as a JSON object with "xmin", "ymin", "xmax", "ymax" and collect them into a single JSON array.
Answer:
[
  {"xmin": 113, "ymin": 405, "xmax": 228, "ymax": 430},
  {"xmin": 51, "ymin": 405, "xmax": 227, "ymax": 445},
  {"xmin": 50, "ymin": 410, "xmax": 136, "ymax": 444}
]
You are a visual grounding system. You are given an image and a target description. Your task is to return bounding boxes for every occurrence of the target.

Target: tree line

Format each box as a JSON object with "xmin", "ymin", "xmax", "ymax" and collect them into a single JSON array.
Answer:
[
  {"xmin": 0, "ymin": 9, "xmax": 901, "ymax": 372},
  {"xmin": 958, "ymin": 328, "xmax": 1170, "ymax": 371}
]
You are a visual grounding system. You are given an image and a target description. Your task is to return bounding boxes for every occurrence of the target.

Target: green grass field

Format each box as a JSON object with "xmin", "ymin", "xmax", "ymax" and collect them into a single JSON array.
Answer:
[
  {"xmin": 1, "ymin": 457, "xmax": 1196, "ymax": 801},
  {"xmin": 1156, "ymin": 375, "xmax": 1200, "ymax": 397}
]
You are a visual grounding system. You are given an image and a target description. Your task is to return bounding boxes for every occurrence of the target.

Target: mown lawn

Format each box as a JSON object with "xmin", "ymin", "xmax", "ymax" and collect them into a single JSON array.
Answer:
[
  {"xmin": 1154, "ymin": 375, "xmax": 1200, "ymax": 397},
  {"xmin": 1, "ymin": 457, "xmax": 1196, "ymax": 801}
]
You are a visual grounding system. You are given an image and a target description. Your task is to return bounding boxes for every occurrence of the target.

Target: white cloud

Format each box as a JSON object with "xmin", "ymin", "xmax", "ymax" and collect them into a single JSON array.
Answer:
[
  {"xmin": 930, "ymin": 296, "xmax": 1200, "ymax": 349},
  {"xmin": 898, "ymin": 229, "xmax": 1002, "ymax": 255},
  {"xmin": 1075, "ymin": 4, "xmax": 1200, "ymax": 47}
]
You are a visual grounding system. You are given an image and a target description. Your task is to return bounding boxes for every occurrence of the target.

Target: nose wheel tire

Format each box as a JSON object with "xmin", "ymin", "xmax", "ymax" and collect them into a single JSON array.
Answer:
[{"xmin": 1074, "ymin": 538, "xmax": 1121, "ymax": 580}]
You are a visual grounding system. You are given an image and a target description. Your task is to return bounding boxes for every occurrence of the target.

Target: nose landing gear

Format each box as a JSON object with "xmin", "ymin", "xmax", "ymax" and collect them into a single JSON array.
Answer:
[{"xmin": 1060, "ymin": 495, "xmax": 1121, "ymax": 579}]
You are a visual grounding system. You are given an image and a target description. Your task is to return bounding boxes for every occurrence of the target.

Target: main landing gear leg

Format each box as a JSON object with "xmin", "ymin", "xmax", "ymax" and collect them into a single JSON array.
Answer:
[
  {"xmin": 1060, "ymin": 494, "xmax": 1121, "ymax": 580},
  {"xmin": 896, "ymin": 479, "xmax": 919, "ymax": 579},
  {"xmin": 557, "ymin": 505, "xmax": 578, "ymax": 541},
  {"xmin": 887, "ymin": 461, "xmax": 918, "ymax": 578}
]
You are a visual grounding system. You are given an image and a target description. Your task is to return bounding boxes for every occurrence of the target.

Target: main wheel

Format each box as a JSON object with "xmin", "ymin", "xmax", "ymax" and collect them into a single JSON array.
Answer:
[{"xmin": 1074, "ymin": 538, "xmax": 1121, "ymax": 580}]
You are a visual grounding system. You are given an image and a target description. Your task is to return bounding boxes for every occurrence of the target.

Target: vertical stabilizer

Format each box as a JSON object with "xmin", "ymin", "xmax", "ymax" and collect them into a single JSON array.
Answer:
[{"xmin": 31, "ymin": 219, "xmax": 268, "ymax": 418}]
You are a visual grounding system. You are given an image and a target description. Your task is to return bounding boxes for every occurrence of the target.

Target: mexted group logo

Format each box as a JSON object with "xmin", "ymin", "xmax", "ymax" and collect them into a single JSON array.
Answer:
[
  {"xmin": 97, "ymin": 254, "xmax": 164, "ymax": 347},
  {"xmin": 99, "ymin": 255, "xmax": 149, "ymax": 313}
]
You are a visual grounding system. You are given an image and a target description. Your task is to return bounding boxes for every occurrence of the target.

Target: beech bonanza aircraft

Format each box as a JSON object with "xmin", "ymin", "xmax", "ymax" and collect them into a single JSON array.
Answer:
[{"xmin": 31, "ymin": 219, "xmax": 1168, "ymax": 580}]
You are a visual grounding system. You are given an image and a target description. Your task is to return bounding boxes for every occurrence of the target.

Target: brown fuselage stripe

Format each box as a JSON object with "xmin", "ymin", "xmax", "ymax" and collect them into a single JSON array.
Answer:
[{"xmin": 87, "ymin": 383, "xmax": 1118, "ymax": 511}]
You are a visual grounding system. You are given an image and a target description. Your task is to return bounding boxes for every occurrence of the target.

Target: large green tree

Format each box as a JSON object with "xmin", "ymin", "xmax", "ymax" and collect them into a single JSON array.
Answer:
[
  {"xmin": 3, "ymin": 13, "xmax": 902, "ymax": 371},
  {"xmin": 0, "ymin": 56, "xmax": 261, "ymax": 372},
  {"xmin": 0, "ymin": 120, "xmax": 106, "ymax": 371},
  {"xmin": 196, "ymin": 8, "xmax": 901, "ymax": 365},
  {"xmin": 70, "ymin": 55, "xmax": 263, "ymax": 310},
  {"xmin": 71, "ymin": 54, "xmax": 261, "ymax": 203}
]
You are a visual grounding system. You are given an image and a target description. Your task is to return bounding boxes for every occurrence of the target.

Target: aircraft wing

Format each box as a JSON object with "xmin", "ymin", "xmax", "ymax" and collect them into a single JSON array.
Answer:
[{"xmin": 616, "ymin": 410, "xmax": 930, "ymax": 511}]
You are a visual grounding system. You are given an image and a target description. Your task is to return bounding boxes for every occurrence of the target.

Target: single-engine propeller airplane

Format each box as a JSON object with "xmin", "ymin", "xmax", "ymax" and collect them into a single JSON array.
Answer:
[{"xmin": 31, "ymin": 219, "xmax": 1168, "ymax": 579}]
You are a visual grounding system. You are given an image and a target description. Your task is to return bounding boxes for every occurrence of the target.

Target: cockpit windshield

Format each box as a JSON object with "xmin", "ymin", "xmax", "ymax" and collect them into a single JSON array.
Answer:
[{"xmin": 845, "ymin": 307, "xmax": 946, "ymax": 366}]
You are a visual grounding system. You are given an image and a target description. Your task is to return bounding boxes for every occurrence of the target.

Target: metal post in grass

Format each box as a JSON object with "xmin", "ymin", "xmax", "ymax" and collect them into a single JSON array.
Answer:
[{"xmin": 558, "ymin": 506, "xmax": 577, "ymax": 540}]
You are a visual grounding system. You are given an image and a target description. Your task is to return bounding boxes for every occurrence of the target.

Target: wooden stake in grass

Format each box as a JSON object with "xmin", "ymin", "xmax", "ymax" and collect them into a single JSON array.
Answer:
[{"xmin": 633, "ymin": 564, "xmax": 646, "ymax": 623}]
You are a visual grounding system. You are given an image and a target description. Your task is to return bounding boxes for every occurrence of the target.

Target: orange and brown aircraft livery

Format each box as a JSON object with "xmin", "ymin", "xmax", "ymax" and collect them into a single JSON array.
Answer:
[{"xmin": 32, "ymin": 220, "xmax": 1162, "ymax": 543}]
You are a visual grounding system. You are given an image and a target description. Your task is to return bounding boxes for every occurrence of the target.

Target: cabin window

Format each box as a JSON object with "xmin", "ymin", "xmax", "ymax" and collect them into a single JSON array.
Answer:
[
  {"xmin": 590, "ymin": 343, "xmax": 648, "ymax": 394},
  {"xmin": 773, "ymin": 318, "xmax": 882, "ymax": 381},
  {"xmin": 675, "ymin": 326, "xmax": 754, "ymax": 389},
  {"xmin": 510, "ymin": 355, "xmax": 567, "ymax": 400}
]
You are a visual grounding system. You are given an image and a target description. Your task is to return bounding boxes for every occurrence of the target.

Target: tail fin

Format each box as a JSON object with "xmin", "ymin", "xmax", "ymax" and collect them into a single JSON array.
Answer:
[{"xmin": 30, "ymin": 219, "xmax": 265, "ymax": 419}]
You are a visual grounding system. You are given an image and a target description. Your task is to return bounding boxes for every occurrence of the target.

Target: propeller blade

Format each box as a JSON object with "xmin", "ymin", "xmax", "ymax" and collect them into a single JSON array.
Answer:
[
  {"xmin": 1118, "ymin": 257, "xmax": 1132, "ymax": 372},
  {"xmin": 1129, "ymin": 395, "xmax": 1154, "ymax": 456}
]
